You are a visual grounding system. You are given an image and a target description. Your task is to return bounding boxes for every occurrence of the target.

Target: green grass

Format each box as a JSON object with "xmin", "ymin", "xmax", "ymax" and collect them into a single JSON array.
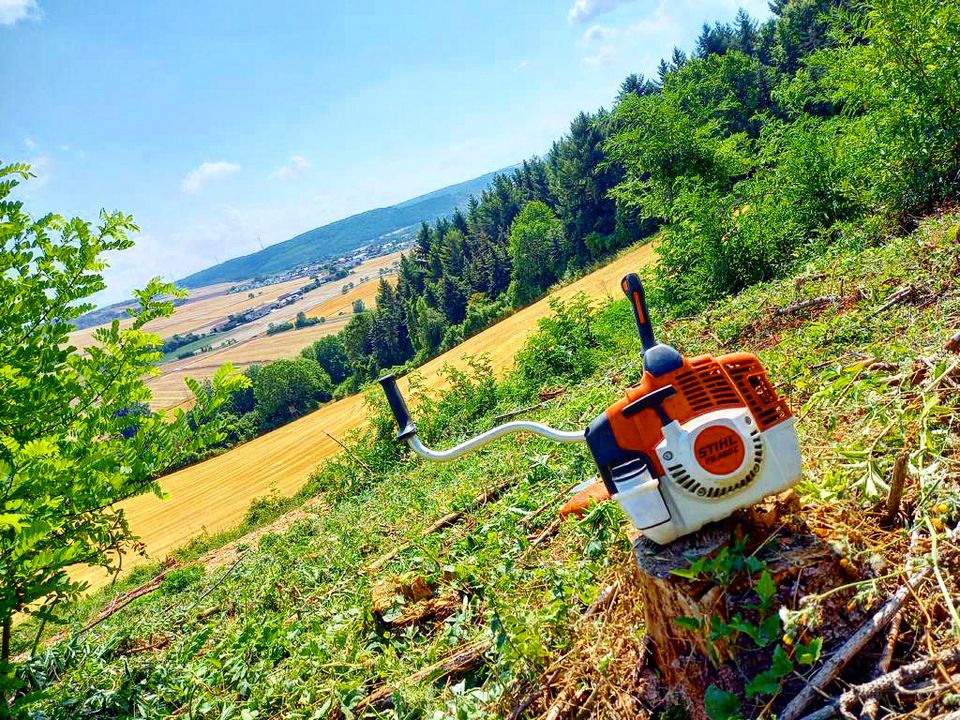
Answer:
[
  {"xmin": 12, "ymin": 213, "xmax": 960, "ymax": 719},
  {"xmin": 159, "ymin": 331, "xmax": 231, "ymax": 363}
]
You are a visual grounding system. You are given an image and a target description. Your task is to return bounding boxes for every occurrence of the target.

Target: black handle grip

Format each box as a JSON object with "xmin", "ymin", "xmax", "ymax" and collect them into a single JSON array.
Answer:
[
  {"xmin": 378, "ymin": 374, "xmax": 418, "ymax": 440},
  {"xmin": 621, "ymin": 273, "xmax": 656, "ymax": 352},
  {"xmin": 622, "ymin": 384, "xmax": 676, "ymax": 425}
]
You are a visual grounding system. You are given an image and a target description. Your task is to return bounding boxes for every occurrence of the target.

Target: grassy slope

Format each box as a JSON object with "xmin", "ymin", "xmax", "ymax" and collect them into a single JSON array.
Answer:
[
  {"xmin": 69, "ymin": 243, "xmax": 655, "ymax": 594},
  {"xmin": 18, "ymin": 214, "xmax": 960, "ymax": 718}
]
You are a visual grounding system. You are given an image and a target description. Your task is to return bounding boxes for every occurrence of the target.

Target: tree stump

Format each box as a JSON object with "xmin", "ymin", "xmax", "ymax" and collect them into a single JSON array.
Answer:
[{"xmin": 632, "ymin": 493, "xmax": 856, "ymax": 720}]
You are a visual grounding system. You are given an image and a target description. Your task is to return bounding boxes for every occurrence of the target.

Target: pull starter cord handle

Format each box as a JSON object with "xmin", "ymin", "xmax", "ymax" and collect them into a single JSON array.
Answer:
[{"xmin": 378, "ymin": 374, "xmax": 586, "ymax": 462}]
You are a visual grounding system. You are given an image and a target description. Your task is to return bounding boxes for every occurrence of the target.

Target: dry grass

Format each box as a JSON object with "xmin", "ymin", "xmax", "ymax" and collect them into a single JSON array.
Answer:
[
  {"xmin": 305, "ymin": 276, "xmax": 392, "ymax": 320},
  {"xmin": 72, "ymin": 242, "xmax": 656, "ymax": 592}
]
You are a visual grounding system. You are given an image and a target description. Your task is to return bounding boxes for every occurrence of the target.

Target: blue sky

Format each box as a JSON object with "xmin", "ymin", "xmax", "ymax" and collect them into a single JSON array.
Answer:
[{"xmin": 1, "ymin": 0, "xmax": 771, "ymax": 304}]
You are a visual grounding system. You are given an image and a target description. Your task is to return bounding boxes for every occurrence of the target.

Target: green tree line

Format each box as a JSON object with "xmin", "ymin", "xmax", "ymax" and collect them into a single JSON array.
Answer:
[
  {"xmin": 290, "ymin": 0, "xmax": 959, "ymax": 395},
  {"xmin": 160, "ymin": 0, "xmax": 960, "ymax": 472}
]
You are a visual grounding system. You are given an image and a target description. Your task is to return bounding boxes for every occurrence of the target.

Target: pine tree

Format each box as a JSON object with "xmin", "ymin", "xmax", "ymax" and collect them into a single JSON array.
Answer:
[
  {"xmin": 657, "ymin": 58, "xmax": 670, "ymax": 82},
  {"xmin": 671, "ymin": 47, "xmax": 687, "ymax": 71},
  {"xmin": 416, "ymin": 222, "xmax": 432, "ymax": 257},
  {"xmin": 735, "ymin": 8, "xmax": 757, "ymax": 55}
]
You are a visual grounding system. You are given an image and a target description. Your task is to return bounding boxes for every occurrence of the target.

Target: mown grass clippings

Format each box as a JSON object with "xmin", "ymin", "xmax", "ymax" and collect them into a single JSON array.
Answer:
[{"xmin": 10, "ymin": 213, "xmax": 960, "ymax": 718}]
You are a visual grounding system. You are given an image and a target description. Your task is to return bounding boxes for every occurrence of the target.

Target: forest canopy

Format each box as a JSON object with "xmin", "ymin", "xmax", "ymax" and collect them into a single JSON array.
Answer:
[{"xmin": 287, "ymin": 0, "xmax": 960, "ymax": 395}]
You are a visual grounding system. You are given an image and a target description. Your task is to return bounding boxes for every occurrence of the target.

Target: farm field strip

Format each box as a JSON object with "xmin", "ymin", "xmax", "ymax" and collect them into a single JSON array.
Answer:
[
  {"xmin": 142, "ymin": 267, "xmax": 399, "ymax": 410},
  {"xmin": 70, "ymin": 252, "xmax": 400, "ymax": 352},
  {"xmin": 68, "ymin": 277, "xmax": 308, "ymax": 349},
  {"xmin": 73, "ymin": 242, "xmax": 656, "ymax": 591},
  {"xmin": 304, "ymin": 276, "xmax": 392, "ymax": 320}
]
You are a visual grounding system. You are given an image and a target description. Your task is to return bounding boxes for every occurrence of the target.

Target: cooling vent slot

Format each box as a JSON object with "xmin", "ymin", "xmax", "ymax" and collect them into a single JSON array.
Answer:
[
  {"xmin": 673, "ymin": 358, "xmax": 742, "ymax": 415},
  {"xmin": 723, "ymin": 359, "xmax": 792, "ymax": 430}
]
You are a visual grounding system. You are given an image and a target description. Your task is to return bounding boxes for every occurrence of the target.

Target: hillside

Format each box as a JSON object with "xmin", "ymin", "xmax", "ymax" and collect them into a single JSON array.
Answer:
[
  {"xmin": 18, "ymin": 212, "xmax": 960, "ymax": 719},
  {"xmin": 5, "ymin": 2, "xmax": 960, "ymax": 718},
  {"xmin": 134, "ymin": 252, "xmax": 402, "ymax": 411},
  {"xmin": 178, "ymin": 166, "xmax": 513, "ymax": 287},
  {"xmin": 69, "ymin": 241, "xmax": 657, "ymax": 591}
]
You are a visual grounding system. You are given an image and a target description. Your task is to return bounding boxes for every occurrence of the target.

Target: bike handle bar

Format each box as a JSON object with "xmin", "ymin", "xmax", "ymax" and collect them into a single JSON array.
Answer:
[{"xmin": 379, "ymin": 374, "xmax": 586, "ymax": 463}]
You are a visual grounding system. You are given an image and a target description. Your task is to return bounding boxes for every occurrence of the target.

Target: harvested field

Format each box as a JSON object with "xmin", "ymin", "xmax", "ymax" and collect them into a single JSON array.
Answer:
[
  {"xmin": 305, "ymin": 276, "xmax": 392, "ymax": 320},
  {"xmin": 69, "ymin": 278, "xmax": 304, "ymax": 349},
  {"xmin": 143, "ymin": 273, "xmax": 398, "ymax": 411},
  {"xmin": 73, "ymin": 241, "xmax": 656, "ymax": 592},
  {"xmin": 70, "ymin": 252, "xmax": 401, "ymax": 351}
]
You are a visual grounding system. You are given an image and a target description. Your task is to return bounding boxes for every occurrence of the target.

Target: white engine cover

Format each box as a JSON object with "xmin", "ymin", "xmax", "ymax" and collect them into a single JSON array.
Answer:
[{"xmin": 612, "ymin": 408, "xmax": 801, "ymax": 544}]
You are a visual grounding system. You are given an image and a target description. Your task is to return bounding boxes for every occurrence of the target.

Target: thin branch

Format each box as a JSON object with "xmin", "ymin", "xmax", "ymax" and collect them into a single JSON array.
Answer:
[
  {"xmin": 779, "ymin": 536, "xmax": 930, "ymax": 720},
  {"xmin": 323, "ymin": 431, "xmax": 372, "ymax": 474}
]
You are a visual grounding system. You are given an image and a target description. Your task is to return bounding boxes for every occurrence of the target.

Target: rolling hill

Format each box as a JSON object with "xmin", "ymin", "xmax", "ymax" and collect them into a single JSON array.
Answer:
[{"xmin": 178, "ymin": 165, "xmax": 515, "ymax": 288}]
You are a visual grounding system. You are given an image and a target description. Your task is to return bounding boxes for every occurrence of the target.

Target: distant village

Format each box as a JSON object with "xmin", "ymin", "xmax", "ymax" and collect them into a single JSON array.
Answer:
[{"xmin": 213, "ymin": 237, "xmax": 413, "ymax": 334}]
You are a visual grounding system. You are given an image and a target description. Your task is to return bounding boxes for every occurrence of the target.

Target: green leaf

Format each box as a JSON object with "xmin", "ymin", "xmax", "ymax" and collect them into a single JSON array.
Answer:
[
  {"xmin": 796, "ymin": 637, "xmax": 823, "ymax": 666},
  {"xmin": 745, "ymin": 645, "xmax": 793, "ymax": 698},
  {"xmin": 670, "ymin": 557, "xmax": 706, "ymax": 579},
  {"xmin": 772, "ymin": 644, "xmax": 793, "ymax": 675},
  {"xmin": 705, "ymin": 685, "xmax": 742, "ymax": 720},
  {"xmin": 759, "ymin": 612, "xmax": 782, "ymax": 647},
  {"xmin": 755, "ymin": 570, "xmax": 776, "ymax": 610},
  {"xmin": 745, "ymin": 669, "xmax": 780, "ymax": 698},
  {"xmin": 673, "ymin": 615, "xmax": 704, "ymax": 632},
  {"xmin": 0, "ymin": 513, "xmax": 25, "ymax": 532}
]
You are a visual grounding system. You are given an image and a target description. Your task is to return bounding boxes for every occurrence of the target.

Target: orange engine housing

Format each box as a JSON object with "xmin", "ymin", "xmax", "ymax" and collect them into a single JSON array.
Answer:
[{"xmin": 603, "ymin": 352, "xmax": 792, "ymax": 479}]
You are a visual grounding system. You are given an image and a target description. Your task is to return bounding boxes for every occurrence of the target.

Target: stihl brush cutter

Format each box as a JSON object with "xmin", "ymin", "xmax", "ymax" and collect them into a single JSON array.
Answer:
[{"xmin": 379, "ymin": 273, "xmax": 802, "ymax": 544}]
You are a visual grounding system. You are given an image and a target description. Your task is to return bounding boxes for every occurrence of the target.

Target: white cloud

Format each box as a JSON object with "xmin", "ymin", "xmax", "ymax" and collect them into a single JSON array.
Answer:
[
  {"xmin": 0, "ymin": 0, "xmax": 39, "ymax": 26},
  {"xmin": 180, "ymin": 161, "xmax": 240, "ymax": 194},
  {"xmin": 568, "ymin": 0, "xmax": 635, "ymax": 25},
  {"xmin": 575, "ymin": 0, "xmax": 772, "ymax": 68},
  {"xmin": 580, "ymin": 23, "xmax": 619, "ymax": 66},
  {"xmin": 23, "ymin": 136, "xmax": 36, "ymax": 150},
  {"xmin": 269, "ymin": 155, "xmax": 310, "ymax": 180}
]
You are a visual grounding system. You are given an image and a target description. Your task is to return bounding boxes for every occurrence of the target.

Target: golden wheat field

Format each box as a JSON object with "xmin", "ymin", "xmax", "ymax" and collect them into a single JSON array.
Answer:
[
  {"xmin": 71, "ymin": 252, "xmax": 400, "ymax": 352},
  {"xmin": 145, "ymin": 320, "xmax": 351, "ymax": 411},
  {"xmin": 305, "ymin": 276, "xmax": 391, "ymax": 320},
  {"xmin": 74, "ymin": 242, "xmax": 656, "ymax": 591}
]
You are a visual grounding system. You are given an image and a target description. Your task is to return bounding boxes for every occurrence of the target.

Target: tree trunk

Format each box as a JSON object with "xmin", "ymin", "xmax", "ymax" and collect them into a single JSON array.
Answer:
[
  {"xmin": 1, "ymin": 615, "xmax": 11, "ymax": 709},
  {"xmin": 632, "ymin": 494, "xmax": 853, "ymax": 719}
]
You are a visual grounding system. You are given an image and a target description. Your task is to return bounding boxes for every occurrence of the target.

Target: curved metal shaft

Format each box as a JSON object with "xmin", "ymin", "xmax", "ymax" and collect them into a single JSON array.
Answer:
[{"xmin": 406, "ymin": 421, "xmax": 585, "ymax": 462}]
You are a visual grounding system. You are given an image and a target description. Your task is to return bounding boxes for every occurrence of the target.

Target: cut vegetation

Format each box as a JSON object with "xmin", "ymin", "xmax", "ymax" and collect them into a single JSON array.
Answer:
[{"xmin": 16, "ymin": 210, "xmax": 960, "ymax": 719}]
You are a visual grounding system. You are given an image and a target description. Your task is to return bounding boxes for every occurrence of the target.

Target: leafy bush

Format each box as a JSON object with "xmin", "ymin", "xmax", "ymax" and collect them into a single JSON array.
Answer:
[
  {"xmin": 510, "ymin": 293, "xmax": 599, "ymax": 399},
  {"xmin": 0, "ymin": 164, "xmax": 248, "ymax": 700},
  {"xmin": 253, "ymin": 358, "xmax": 332, "ymax": 423},
  {"xmin": 301, "ymin": 335, "xmax": 352, "ymax": 385},
  {"xmin": 266, "ymin": 321, "xmax": 294, "ymax": 335},
  {"xmin": 415, "ymin": 357, "xmax": 499, "ymax": 446}
]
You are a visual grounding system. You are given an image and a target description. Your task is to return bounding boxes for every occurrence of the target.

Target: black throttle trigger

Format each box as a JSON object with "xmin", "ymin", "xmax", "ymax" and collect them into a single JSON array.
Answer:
[{"xmin": 622, "ymin": 385, "xmax": 677, "ymax": 426}]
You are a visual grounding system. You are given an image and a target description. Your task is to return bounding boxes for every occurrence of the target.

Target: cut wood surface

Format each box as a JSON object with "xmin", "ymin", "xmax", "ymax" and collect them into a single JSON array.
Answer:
[
  {"xmin": 632, "ymin": 500, "xmax": 850, "ymax": 720},
  {"xmin": 71, "ymin": 242, "xmax": 657, "ymax": 593}
]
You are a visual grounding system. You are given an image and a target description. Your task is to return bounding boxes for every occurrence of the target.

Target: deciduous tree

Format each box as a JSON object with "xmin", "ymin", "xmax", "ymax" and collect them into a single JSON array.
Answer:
[{"xmin": 0, "ymin": 164, "xmax": 247, "ymax": 702}]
